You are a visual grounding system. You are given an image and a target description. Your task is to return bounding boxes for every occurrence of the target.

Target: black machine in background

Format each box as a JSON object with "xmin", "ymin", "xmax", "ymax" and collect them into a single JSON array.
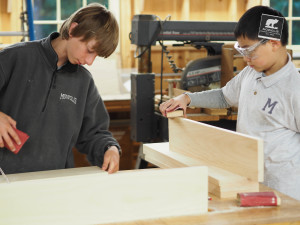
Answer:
[
  {"xmin": 130, "ymin": 14, "xmax": 237, "ymax": 145},
  {"xmin": 181, "ymin": 55, "xmax": 222, "ymax": 91}
]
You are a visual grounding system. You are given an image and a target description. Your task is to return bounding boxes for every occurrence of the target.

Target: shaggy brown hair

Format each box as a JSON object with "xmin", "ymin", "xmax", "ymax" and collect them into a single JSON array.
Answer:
[{"xmin": 60, "ymin": 3, "xmax": 119, "ymax": 58}]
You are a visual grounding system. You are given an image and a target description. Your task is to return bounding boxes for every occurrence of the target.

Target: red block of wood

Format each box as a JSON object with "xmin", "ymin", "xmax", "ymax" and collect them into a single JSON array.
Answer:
[
  {"xmin": 4, "ymin": 127, "xmax": 29, "ymax": 154},
  {"xmin": 237, "ymin": 192, "xmax": 281, "ymax": 207}
]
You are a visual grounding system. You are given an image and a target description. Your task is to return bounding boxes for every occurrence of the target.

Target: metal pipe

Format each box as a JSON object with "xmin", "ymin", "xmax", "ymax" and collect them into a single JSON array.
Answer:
[
  {"xmin": 26, "ymin": 0, "xmax": 36, "ymax": 40},
  {"xmin": 0, "ymin": 31, "xmax": 28, "ymax": 36}
]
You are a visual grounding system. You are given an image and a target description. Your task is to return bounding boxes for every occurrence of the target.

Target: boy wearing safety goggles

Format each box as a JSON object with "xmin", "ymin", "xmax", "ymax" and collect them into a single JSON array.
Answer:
[{"xmin": 160, "ymin": 5, "xmax": 300, "ymax": 201}]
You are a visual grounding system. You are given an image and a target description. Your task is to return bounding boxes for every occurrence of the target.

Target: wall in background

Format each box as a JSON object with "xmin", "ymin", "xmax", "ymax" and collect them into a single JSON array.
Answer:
[
  {"xmin": 0, "ymin": 0, "xmax": 24, "ymax": 44},
  {"xmin": 120, "ymin": 0, "xmax": 262, "ymax": 71}
]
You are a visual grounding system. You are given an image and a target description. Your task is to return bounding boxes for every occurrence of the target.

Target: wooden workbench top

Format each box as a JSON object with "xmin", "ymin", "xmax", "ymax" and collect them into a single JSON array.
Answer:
[
  {"xmin": 107, "ymin": 184, "xmax": 300, "ymax": 225},
  {"xmin": 1, "ymin": 167, "xmax": 300, "ymax": 225}
]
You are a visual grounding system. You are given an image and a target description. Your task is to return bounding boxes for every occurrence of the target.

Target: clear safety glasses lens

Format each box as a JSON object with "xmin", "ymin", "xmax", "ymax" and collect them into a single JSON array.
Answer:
[{"xmin": 234, "ymin": 39, "xmax": 268, "ymax": 59}]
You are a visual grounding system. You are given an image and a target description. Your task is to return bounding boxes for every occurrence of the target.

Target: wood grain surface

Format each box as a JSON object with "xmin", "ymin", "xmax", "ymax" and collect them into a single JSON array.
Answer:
[
  {"xmin": 0, "ymin": 166, "xmax": 208, "ymax": 225},
  {"xmin": 169, "ymin": 117, "xmax": 264, "ymax": 182}
]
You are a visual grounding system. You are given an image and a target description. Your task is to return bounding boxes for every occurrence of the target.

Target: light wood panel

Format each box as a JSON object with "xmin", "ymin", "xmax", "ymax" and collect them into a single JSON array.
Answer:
[
  {"xmin": 0, "ymin": 166, "xmax": 208, "ymax": 225},
  {"xmin": 1, "ymin": 169, "xmax": 300, "ymax": 225},
  {"xmin": 143, "ymin": 142, "xmax": 259, "ymax": 198},
  {"xmin": 169, "ymin": 117, "xmax": 264, "ymax": 182}
]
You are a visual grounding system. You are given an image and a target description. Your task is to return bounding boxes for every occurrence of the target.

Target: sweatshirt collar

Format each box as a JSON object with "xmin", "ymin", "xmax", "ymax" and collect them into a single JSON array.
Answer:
[{"xmin": 40, "ymin": 32, "xmax": 79, "ymax": 72}]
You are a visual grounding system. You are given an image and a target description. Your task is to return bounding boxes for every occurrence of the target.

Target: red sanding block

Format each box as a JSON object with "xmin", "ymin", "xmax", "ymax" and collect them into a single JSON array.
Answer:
[
  {"xmin": 237, "ymin": 192, "xmax": 281, "ymax": 207},
  {"xmin": 4, "ymin": 127, "xmax": 29, "ymax": 154}
]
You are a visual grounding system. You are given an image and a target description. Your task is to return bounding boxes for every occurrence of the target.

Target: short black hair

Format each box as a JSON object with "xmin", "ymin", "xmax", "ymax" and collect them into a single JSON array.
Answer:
[{"xmin": 234, "ymin": 5, "xmax": 288, "ymax": 46}]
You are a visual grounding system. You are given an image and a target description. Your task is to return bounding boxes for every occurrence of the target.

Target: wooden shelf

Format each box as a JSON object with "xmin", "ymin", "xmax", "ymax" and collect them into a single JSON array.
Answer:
[{"xmin": 104, "ymin": 99, "xmax": 131, "ymax": 112}]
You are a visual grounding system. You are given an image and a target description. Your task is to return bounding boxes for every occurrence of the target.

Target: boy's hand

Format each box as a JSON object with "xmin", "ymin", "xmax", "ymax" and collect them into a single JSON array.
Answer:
[
  {"xmin": 102, "ymin": 146, "xmax": 120, "ymax": 174},
  {"xmin": 159, "ymin": 94, "xmax": 191, "ymax": 117},
  {"xmin": 0, "ymin": 112, "xmax": 21, "ymax": 152}
]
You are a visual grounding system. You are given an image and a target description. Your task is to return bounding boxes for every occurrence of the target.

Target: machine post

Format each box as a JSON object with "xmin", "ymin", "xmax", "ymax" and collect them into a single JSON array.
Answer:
[{"xmin": 137, "ymin": 46, "xmax": 152, "ymax": 73}]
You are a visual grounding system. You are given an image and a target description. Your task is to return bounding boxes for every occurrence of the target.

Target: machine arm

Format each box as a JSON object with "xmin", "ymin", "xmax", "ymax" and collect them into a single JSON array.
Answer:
[{"xmin": 130, "ymin": 14, "xmax": 237, "ymax": 46}]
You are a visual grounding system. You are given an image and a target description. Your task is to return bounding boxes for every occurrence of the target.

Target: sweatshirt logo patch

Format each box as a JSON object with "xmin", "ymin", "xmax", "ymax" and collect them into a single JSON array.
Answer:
[{"xmin": 60, "ymin": 93, "xmax": 77, "ymax": 104}]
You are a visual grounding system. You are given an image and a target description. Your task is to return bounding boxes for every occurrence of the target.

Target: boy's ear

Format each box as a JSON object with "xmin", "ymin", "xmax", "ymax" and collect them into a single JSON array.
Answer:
[
  {"xmin": 68, "ymin": 22, "xmax": 79, "ymax": 37},
  {"xmin": 269, "ymin": 40, "xmax": 282, "ymax": 50}
]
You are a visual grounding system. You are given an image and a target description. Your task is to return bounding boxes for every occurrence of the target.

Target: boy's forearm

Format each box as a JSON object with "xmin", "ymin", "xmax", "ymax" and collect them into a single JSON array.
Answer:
[{"xmin": 186, "ymin": 89, "xmax": 230, "ymax": 108}]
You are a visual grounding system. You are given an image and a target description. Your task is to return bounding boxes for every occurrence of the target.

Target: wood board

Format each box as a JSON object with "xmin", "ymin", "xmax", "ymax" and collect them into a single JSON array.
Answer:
[
  {"xmin": 186, "ymin": 113, "xmax": 220, "ymax": 121},
  {"xmin": 169, "ymin": 118, "xmax": 264, "ymax": 182},
  {"xmin": 143, "ymin": 143, "xmax": 258, "ymax": 198},
  {"xmin": 0, "ymin": 166, "xmax": 208, "ymax": 225},
  {"xmin": 167, "ymin": 109, "xmax": 184, "ymax": 118},
  {"xmin": 203, "ymin": 108, "xmax": 228, "ymax": 116},
  {"xmin": 104, "ymin": 182, "xmax": 300, "ymax": 225}
]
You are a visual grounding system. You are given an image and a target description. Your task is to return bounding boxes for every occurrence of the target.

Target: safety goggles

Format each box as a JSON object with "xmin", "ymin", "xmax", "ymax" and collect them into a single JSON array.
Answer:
[{"xmin": 234, "ymin": 39, "xmax": 268, "ymax": 59}]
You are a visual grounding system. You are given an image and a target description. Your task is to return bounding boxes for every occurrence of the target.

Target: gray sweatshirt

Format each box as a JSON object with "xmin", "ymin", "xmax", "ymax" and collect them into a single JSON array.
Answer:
[{"xmin": 0, "ymin": 32, "xmax": 120, "ymax": 174}]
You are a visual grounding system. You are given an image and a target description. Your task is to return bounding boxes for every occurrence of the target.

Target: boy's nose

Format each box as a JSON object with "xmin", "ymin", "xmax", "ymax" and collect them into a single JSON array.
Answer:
[
  {"xmin": 85, "ymin": 54, "xmax": 97, "ymax": 66},
  {"xmin": 243, "ymin": 56, "xmax": 251, "ymax": 62}
]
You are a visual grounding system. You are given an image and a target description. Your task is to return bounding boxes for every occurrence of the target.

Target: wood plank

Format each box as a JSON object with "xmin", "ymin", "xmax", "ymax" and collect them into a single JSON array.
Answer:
[
  {"xmin": 143, "ymin": 142, "xmax": 258, "ymax": 198},
  {"xmin": 221, "ymin": 47, "xmax": 234, "ymax": 87},
  {"xmin": 203, "ymin": 108, "xmax": 228, "ymax": 116},
  {"xmin": 186, "ymin": 113, "xmax": 220, "ymax": 121},
  {"xmin": 169, "ymin": 118, "xmax": 264, "ymax": 182},
  {"xmin": 0, "ymin": 166, "xmax": 208, "ymax": 225},
  {"xmin": 167, "ymin": 109, "xmax": 184, "ymax": 118},
  {"xmin": 120, "ymin": 0, "xmax": 132, "ymax": 69},
  {"xmin": 186, "ymin": 107, "xmax": 202, "ymax": 114},
  {"xmin": 104, "ymin": 99, "xmax": 131, "ymax": 112},
  {"xmin": 180, "ymin": 0, "xmax": 190, "ymax": 20},
  {"xmin": 220, "ymin": 113, "xmax": 238, "ymax": 121}
]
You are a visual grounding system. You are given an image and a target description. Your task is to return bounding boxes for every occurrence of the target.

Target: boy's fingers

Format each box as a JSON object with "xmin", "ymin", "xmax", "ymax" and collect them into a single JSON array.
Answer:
[
  {"xmin": 107, "ymin": 161, "xmax": 116, "ymax": 174},
  {"xmin": 0, "ymin": 136, "xmax": 4, "ymax": 148},
  {"xmin": 7, "ymin": 117, "xmax": 17, "ymax": 128},
  {"xmin": 159, "ymin": 103, "xmax": 167, "ymax": 116},
  {"xmin": 102, "ymin": 157, "xmax": 109, "ymax": 171},
  {"xmin": 102, "ymin": 148, "xmax": 120, "ymax": 173},
  {"xmin": 109, "ymin": 162, "xmax": 119, "ymax": 174},
  {"xmin": 165, "ymin": 104, "xmax": 179, "ymax": 113},
  {"xmin": 102, "ymin": 158, "xmax": 119, "ymax": 174},
  {"xmin": 160, "ymin": 100, "xmax": 178, "ymax": 116},
  {"xmin": 2, "ymin": 133, "xmax": 15, "ymax": 152},
  {"xmin": 8, "ymin": 127, "xmax": 21, "ymax": 146},
  {"xmin": 183, "ymin": 107, "xmax": 187, "ymax": 118}
]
